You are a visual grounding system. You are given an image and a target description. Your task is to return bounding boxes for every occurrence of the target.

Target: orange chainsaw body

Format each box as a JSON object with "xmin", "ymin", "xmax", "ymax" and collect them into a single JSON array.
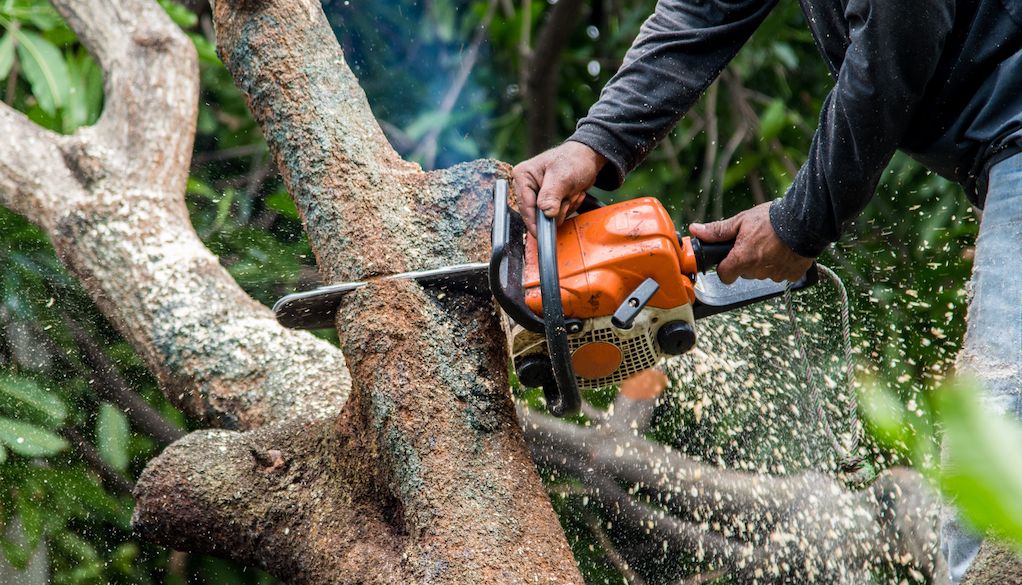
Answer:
[{"xmin": 523, "ymin": 197, "xmax": 699, "ymax": 319}]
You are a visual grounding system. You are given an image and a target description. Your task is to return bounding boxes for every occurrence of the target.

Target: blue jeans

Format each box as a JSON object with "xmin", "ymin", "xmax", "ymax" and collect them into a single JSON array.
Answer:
[{"xmin": 940, "ymin": 152, "xmax": 1022, "ymax": 582}]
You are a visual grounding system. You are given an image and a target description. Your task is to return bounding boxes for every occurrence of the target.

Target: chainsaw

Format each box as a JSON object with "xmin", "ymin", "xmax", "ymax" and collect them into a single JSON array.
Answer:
[{"xmin": 273, "ymin": 179, "xmax": 817, "ymax": 417}]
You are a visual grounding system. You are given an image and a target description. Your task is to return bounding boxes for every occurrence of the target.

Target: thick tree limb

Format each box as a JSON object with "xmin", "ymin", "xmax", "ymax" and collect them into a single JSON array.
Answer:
[
  {"xmin": 134, "ymin": 419, "xmax": 410, "ymax": 583},
  {"xmin": 520, "ymin": 397, "xmax": 945, "ymax": 583},
  {"xmin": 0, "ymin": 0, "xmax": 351, "ymax": 430},
  {"xmin": 0, "ymin": 105, "xmax": 81, "ymax": 232},
  {"xmin": 54, "ymin": 0, "xmax": 197, "ymax": 192}
]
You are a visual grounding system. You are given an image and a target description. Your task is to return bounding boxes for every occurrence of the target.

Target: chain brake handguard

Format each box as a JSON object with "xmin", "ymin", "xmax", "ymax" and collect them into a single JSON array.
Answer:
[{"xmin": 489, "ymin": 180, "xmax": 583, "ymax": 416}]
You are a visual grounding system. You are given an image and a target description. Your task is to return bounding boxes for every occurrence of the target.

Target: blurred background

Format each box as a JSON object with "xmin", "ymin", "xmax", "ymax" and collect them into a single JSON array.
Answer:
[{"xmin": 0, "ymin": 0, "xmax": 975, "ymax": 583}]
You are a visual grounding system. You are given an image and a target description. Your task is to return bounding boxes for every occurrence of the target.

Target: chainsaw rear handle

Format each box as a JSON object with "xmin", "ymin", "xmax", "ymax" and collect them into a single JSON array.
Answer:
[
  {"xmin": 691, "ymin": 238, "xmax": 736, "ymax": 273},
  {"xmin": 536, "ymin": 211, "xmax": 582, "ymax": 417}
]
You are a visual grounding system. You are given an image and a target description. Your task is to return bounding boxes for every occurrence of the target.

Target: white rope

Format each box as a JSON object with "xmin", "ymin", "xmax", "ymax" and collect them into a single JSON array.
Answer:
[{"xmin": 783, "ymin": 264, "xmax": 864, "ymax": 476}]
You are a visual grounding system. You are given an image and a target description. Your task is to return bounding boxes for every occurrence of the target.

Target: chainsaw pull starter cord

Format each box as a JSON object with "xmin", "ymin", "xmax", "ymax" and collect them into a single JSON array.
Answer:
[{"xmin": 782, "ymin": 264, "xmax": 865, "ymax": 480}]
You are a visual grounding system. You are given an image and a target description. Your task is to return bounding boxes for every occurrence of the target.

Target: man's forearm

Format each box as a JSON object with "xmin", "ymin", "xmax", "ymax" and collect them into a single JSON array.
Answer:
[{"xmin": 768, "ymin": 0, "xmax": 954, "ymax": 257}]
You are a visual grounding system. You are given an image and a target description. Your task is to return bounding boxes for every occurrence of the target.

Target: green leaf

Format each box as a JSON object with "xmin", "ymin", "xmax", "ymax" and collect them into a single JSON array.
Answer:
[
  {"xmin": 96, "ymin": 402, "xmax": 130, "ymax": 472},
  {"xmin": 936, "ymin": 377, "xmax": 1022, "ymax": 548},
  {"xmin": 62, "ymin": 53, "xmax": 100, "ymax": 133},
  {"xmin": 772, "ymin": 42, "xmax": 799, "ymax": 69},
  {"xmin": 14, "ymin": 487, "xmax": 46, "ymax": 548},
  {"xmin": 264, "ymin": 191, "xmax": 299, "ymax": 220},
  {"xmin": 0, "ymin": 443, "xmax": 7, "ymax": 464},
  {"xmin": 190, "ymin": 31, "xmax": 220, "ymax": 65},
  {"xmin": 0, "ymin": 374, "xmax": 66, "ymax": 425},
  {"xmin": 112, "ymin": 542, "xmax": 139, "ymax": 575},
  {"xmin": 187, "ymin": 177, "xmax": 218, "ymax": 200},
  {"xmin": 14, "ymin": 5, "xmax": 65, "ymax": 33},
  {"xmin": 13, "ymin": 29, "xmax": 70, "ymax": 115},
  {"xmin": 158, "ymin": 0, "xmax": 198, "ymax": 28},
  {"xmin": 859, "ymin": 382, "xmax": 908, "ymax": 448},
  {"xmin": 758, "ymin": 99, "xmax": 787, "ymax": 142},
  {"xmin": 721, "ymin": 155, "xmax": 760, "ymax": 192},
  {"xmin": 0, "ymin": 417, "xmax": 67, "ymax": 457},
  {"xmin": 405, "ymin": 110, "xmax": 451, "ymax": 141},
  {"xmin": 0, "ymin": 32, "xmax": 14, "ymax": 80}
]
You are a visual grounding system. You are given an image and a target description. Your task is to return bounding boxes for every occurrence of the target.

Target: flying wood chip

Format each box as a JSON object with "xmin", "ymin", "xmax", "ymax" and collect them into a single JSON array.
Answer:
[{"xmin": 619, "ymin": 369, "xmax": 668, "ymax": 401}]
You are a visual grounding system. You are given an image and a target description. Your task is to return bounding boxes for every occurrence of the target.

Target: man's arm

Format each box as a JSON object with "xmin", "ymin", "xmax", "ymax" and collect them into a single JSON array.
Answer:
[
  {"xmin": 767, "ymin": 0, "xmax": 956, "ymax": 258},
  {"xmin": 514, "ymin": 0, "xmax": 778, "ymax": 233},
  {"xmin": 571, "ymin": 0, "xmax": 779, "ymax": 191},
  {"xmin": 694, "ymin": 0, "xmax": 956, "ymax": 283}
]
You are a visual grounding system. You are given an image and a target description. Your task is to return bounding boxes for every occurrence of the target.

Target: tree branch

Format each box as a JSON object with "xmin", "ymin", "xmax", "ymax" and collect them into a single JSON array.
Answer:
[
  {"xmin": 65, "ymin": 318, "xmax": 185, "ymax": 445},
  {"xmin": 520, "ymin": 401, "xmax": 943, "ymax": 582},
  {"xmin": 0, "ymin": 0, "xmax": 352, "ymax": 431},
  {"xmin": 0, "ymin": 104, "xmax": 83, "ymax": 233},
  {"xmin": 54, "ymin": 0, "xmax": 197, "ymax": 192},
  {"xmin": 584, "ymin": 513, "xmax": 648, "ymax": 585},
  {"xmin": 63, "ymin": 426, "xmax": 136, "ymax": 496},
  {"xmin": 133, "ymin": 419, "xmax": 412, "ymax": 583}
]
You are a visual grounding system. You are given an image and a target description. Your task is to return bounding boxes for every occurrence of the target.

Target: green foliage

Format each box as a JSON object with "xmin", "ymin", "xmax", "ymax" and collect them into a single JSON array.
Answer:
[
  {"xmin": 13, "ymin": 28, "xmax": 69, "ymax": 114},
  {"xmin": 0, "ymin": 1, "xmax": 102, "ymax": 133},
  {"xmin": 96, "ymin": 403, "xmax": 130, "ymax": 472},
  {"xmin": 863, "ymin": 377, "xmax": 1022, "ymax": 552},
  {"xmin": 0, "ymin": 416, "xmax": 65, "ymax": 457}
]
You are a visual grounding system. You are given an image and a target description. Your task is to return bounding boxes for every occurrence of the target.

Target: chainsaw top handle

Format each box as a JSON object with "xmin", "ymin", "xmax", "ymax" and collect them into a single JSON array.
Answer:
[
  {"xmin": 488, "ymin": 178, "xmax": 585, "ymax": 417},
  {"xmin": 489, "ymin": 180, "xmax": 545, "ymax": 333},
  {"xmin": 536, "ymin": 209, "xmax": 582, "ymax": 417}
]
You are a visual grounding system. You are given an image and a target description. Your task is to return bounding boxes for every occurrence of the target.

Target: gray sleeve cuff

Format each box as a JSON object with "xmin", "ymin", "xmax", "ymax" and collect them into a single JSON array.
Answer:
[
  {"xmin": 769, "ymin": 197, "xmax": 832, "ymax": 258},
  {"xmin": 567, "ymin": 124, "xmax": 634, "ymax": 191}
]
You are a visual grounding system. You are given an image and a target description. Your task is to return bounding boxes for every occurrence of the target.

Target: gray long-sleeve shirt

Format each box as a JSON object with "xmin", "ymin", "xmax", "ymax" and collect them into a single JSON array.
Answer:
[{"xmin": 569, "ymin": 0, "xmax": 1022, "ymax": 257}]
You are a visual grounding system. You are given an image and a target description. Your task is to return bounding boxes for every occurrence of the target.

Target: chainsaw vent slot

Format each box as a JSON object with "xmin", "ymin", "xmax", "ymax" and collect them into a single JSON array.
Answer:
[{"xmin": 570, "ymin": 324, "xmax": 659, "ymax": 389}]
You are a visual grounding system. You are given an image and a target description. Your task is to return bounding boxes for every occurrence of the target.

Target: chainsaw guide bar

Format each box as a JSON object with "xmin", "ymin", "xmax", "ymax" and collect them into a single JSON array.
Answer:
[{"xmin": 273, "ymin": 263, "xmax": 488, "ymax": 330}]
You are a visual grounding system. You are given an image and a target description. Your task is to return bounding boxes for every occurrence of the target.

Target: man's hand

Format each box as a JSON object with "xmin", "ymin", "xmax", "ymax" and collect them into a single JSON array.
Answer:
[
  {"xmin": 512, "ymin": 142, "xmax": 607, "ymax": 236},
  {"xmin": 689, "ymin": 202, "xmax": 814, "ymax": 284}
]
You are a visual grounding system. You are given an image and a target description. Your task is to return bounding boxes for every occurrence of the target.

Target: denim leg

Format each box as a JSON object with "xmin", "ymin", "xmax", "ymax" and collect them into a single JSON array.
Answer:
[{"xmin": 940, "ymin": 153, "xmax": 1022, "ymax": 583}]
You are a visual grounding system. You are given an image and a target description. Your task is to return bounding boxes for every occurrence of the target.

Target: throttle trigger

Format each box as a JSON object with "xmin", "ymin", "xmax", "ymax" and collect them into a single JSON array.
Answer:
[{"xmin": 611, "ymin": 278, "xmax": 660, "ymax": 329}]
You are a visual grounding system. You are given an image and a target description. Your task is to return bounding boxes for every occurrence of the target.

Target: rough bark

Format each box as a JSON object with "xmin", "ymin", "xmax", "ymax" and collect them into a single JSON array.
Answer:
[{"xmin": 1, "ymin": 0, "xmax": 578, "ymax": 581}]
